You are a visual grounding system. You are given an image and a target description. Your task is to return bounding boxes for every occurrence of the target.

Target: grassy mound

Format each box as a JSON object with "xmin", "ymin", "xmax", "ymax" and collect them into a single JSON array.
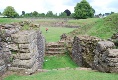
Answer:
[{"xmin": 68, "ymin": 13, "xmax": 118, "ymax": 39}]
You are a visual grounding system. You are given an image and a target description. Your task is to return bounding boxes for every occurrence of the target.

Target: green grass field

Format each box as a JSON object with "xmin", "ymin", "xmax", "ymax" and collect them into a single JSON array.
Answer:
[
  {"xmin": 43, "ymin": 54, "xmax": 78, "ymax": 69},
  {"xmin": 0, "ymin": 18, "xmax": 20, "ymax": 24},
  {"xmin": 40, "ymin": 27, "xmax": 75, "ymax": 42},
  {"xmin": 4, "ymin": 70, "xmax": 118, "ymax": 80}
]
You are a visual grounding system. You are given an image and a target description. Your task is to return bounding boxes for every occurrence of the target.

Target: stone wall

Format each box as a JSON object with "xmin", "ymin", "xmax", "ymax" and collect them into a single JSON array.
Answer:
[
  {"xmin": 0, "ymin": 42, "xmax": 11, "ymax": 76},
  {"xmin": 0, "ymin": 23, "xmax": 21, "ymax": 76},
  {"xmin": 9, "ymin": 30, "xmax": 45, "ymax": 74},
  {"xmin": 72, "ymin": 36, "xmax": 101, "ymax": 67},
  {"xmin": 72, "ymin": 35, "xmax": 118, "ymax": 73},
  {"xmin": 93, "ymin": 41, "xmax": 118, "ymax": 73},
  {"xmin": 0, "ymin": 23, "xmax": 45, "ymax": 76},
  {"xmin": 111, "ymin": 32, "xmax": 118, "ymax": 47}
]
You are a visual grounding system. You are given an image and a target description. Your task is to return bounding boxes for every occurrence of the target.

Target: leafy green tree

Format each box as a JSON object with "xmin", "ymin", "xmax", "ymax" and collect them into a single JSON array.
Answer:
[
  {"xmin": 46, "ymin": 11, "xmax": 54, "ymax": 17},
  {"xmin": 74, "ymin": 0, "xmax": 95, "ymax": 19},
  {"xmin": 24, "ymin": 13, "xmax": 30, "ymax": 17},
  {"xmin": 39, "ymin": 13, "xmax": 45, "ymax": 17},
  {"xmin": 59, "ymin": 12, "xmax": 67, "ymax": 18},
  {"xmin": 3, "ymin": 6, "xmax": 19, "ymax": 18},
  {"xmin": 70, "ymin": 13, "xmax": 75, "ymax": 18},
  {"xmin": 32, "ymin": 11, "xmax": 39, "ymax": 17}
]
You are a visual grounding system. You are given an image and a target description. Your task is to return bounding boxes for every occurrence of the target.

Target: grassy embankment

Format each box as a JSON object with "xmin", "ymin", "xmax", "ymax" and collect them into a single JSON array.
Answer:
[{"xmin": 68, "ymin": 13, "xmax": 118, "ymax": 39}]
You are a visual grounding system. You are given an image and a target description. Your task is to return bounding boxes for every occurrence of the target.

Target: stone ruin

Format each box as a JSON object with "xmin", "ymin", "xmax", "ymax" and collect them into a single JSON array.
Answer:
[
  {"xmin": 111, "ymin": 32, "xmax": 118, "ymax": 47},
  {"xmin": 0, "ymin": 23, "xmax": 21, "ymax": 76},
  {"xmin": 93, "ymin": 41, "xmax": 118, "ymax": 73},
  {"xmin": 0, "ymin": 21, "xmax": 118, "ymax": 77},
  {"xmin": 9, "ymin": 30, "xmax": 45, "ymax": 74},
  {"xmin": 71, "ymin": 35, "xmax": 118, "ymax": 73},
  {"xmin": 93, "ymin": 32, "xmax": 118, "ymax": 73},
  {"xmin": 0, "ymin": 41, "xmax": 11, "ymax": 76},
  {"xmin": 0, "ymin": 23, "xmax": 45, "ymax": 76},
  {"xmin": 72, "ymin": 36, "xmax": 101, "ymax": 67},
  {"xmin": 60, "ymin": 33, "xmax": 67, "ymax": 41}
]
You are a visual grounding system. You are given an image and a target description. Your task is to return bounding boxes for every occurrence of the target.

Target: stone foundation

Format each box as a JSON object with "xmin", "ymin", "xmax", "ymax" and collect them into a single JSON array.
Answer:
[
  {"xmin": 72, "ymin": 35, "xmax": 118, "ymax": 73},
  {"xmin": 72, "ymin": 36, "xmax": 101, "ymax": 67},
  {"xmin": 0, "ymin": 23, "xmax": 45, "ymax": 76},
  {"xmin": 93, "ymin": 41, "xmax": 118, "ymax": 73},
  {"xmin": 9, "ymin": 30, "xmax": 45, "ymax": 74}
]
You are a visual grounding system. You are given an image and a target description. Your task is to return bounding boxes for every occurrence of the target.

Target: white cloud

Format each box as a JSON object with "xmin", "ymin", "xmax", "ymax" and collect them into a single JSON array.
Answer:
[
  {"xmin": 0, "ymin": 0, "xmax": 74, "ymax": 14},
  {"xmin": 90, "ymin": 0, "xmax": 118, "ymax": 14},
  {"xmin": 0, "ymin": 0, "xmax": 118, "ymax": 15}
]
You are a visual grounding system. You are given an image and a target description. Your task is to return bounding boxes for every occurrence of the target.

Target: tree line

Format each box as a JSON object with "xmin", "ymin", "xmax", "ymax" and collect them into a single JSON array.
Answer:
[{"xmin": 1, "ymin": 0, "xmax": 95, "ymax": 19}]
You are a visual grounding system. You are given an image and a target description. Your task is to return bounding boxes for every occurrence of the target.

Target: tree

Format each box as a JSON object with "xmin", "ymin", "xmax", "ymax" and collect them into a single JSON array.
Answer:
[
  {"xmin": 74, "ymin": 0, "xmax": 95, "ymax": 19},
  {"xmin": 3, "ymin": 6, "xmax": 19, "ymax": 18},
  {"xmin": 64, "ymin": 9, "xmax": 71, "ymax": 16},
  {"xmin": 32, "ymin": 11, "xmax": 38, "ymax": 17},
  {"xmin": 59, "ymin": 12, "xmax": 67, "ymax": 18},
  {"xmin": 111, "ymin": 12, "xmax": 114, "ymax": 14},
  {"xmin": 24, "ymin": 13, "xmax": 30, "ymax": 17},
  {"xmin": 22, "ymin": 11, "xmax": 25, "ymax": 15},
  {"xmin": 39, "ymin": 13, "xmax": 45, "ymax": 17},
  {"xmin": 46, "ymin": 11, "xmax": 54, "ymax": 17},
  {"xmin": 70, "ymin": 13, "xmax": 75, "ymax": 18}
]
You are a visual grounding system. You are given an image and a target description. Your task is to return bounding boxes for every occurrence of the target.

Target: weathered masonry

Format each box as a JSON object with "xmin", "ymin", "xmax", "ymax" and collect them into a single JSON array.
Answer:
[
  {"xmin": 9, "ymin": 30, "xmax": 45, "ymax": 74},
  {"xmin": 0, "ymin": 23, "xmax": 45, "ymax": 76},
  {"xmin": 71, "ymin": 35, "xmax": 118, "ymax": 73}
]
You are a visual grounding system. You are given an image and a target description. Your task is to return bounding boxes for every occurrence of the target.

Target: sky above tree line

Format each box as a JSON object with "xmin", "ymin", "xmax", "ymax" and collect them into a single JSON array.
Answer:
[{"xmin": 0, "ymin": 0, "xmax": 118, "ymax": 15}]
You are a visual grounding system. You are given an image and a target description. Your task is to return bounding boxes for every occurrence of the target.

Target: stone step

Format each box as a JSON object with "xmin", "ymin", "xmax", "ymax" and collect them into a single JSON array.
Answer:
[
  {"xmin": 58, "ymin": 41, "xmax": 65, "ymax": 44},
  {"xmin": 37, "ymin": 67, "xmax": 92, "ymax": 72},
  {"xmin": 47, "ymin": 44, "xmax": 64, "ymax": 48},
  {"xmin": 46, "ymin": 51, "xmax": 65, "ymax": 54},
  {"xmin": 47, "ymin": 48, "xmax": 65, "ymax": 51}
]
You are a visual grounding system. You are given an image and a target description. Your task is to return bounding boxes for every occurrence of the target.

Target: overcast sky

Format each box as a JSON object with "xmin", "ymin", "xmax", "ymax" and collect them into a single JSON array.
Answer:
[{"xmin": 0, "ymin": 0, "xmax": 118, "ymax": 15}]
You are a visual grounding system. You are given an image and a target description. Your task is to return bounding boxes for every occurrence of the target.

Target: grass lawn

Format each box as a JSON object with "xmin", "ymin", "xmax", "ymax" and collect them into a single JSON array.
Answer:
[
  {"xmin": 40, "ymin": 27, "xmax": 75, "ymax": 42},
  {"xmin": 43, "ymin": 54, "xmax": 78, "ymax": 69},
  {"xmin": 0, "ymin": 18, "xmax": 20, "ymax": 24},
  {"xmin": 4, "ymin": 70, "xmax": 118, "ymax": 80}
]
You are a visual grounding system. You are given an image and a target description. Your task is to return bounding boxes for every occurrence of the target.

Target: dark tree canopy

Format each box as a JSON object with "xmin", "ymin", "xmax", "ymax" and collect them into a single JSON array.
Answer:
[
  {"xmin": 64, "ymin": 9, "xmax": 71, "ymax": 16},
  {"xmin": 3, "ymin": 6, "xmax": 19, "ymax": 18},
  {"xmin": 22, "ymin": 11, "xmax": 25, "ymax": 15},
  {"xmin": 74, "ymin": 0, "xmax": 95, "ymax": 19}
]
